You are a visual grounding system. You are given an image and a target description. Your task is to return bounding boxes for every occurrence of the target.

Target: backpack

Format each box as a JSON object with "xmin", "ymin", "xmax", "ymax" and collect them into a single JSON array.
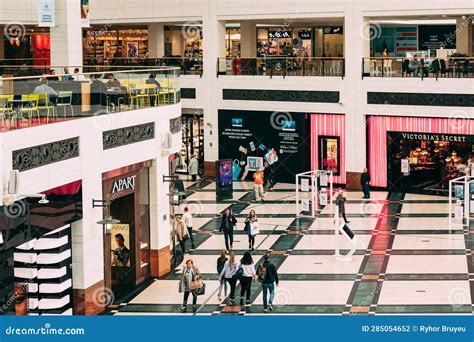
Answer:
[{"xmin": 257, "ymin": 264, "xmax": 267, "ymax": 282}]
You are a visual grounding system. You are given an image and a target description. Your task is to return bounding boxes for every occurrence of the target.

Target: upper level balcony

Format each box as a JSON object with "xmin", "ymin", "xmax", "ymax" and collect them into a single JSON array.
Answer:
[
  {"xmin": 0, "ymin": 67, "xmax": 180, "ymax": 133},
  {"xmin": 362, "ymin": 57, "xmax": 473, "ymax": 79}
]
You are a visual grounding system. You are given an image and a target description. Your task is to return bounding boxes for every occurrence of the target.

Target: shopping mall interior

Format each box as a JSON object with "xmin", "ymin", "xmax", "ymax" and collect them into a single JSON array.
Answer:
[{"xmin": 0, "ymin": 0, "xmax": 472, "ymax": 318}]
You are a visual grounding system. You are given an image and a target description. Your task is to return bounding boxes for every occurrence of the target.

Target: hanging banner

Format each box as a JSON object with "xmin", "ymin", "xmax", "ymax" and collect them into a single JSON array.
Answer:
[
  {"xmin": 37, "ymin": 0, "xmax": 55, "ymax": 27},
  {"xmin": 81, "ymin": 0, "xmax": 91, "ymax": 27}
]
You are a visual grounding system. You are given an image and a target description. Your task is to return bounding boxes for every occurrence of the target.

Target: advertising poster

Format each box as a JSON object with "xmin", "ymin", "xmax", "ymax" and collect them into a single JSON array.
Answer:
[
  {"xmin": 127, "ymin": 42, "xmax": 139, "ymax": 58},
  {"xmin": 111, "ymin": 224, "xmax": 131, "ymax": 268},
  {"xmin": 247, "ymin": 157, "xmax": 264, "ymax": 171},
  {"xmin": 216, "ymin": 159, "xmax": 233, "ymax": 201},
  {"xmin": 218, "ymin": 109, "xmax": 310, "ymax": 183},
  {"xmin": 319, "ymin": 136, "xmax": 340, "ymax": 176},
  {"xmin": 37, "ymin": 0, "xmax": 55, "ymax": 27},
  {"xmin": 81, "ymin": 0, "xmax": 90, "ymax": 27},
  {"xmin": 301, "ymin": 178, "xmax": 309, "ymax": 192}
]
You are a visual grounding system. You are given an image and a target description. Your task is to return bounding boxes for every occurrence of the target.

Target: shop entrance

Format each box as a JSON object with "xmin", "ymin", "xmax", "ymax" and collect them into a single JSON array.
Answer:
[
  {"xmin": 102, "ymin": 165, "xmax": 151, "ymax": 303},
  {"xmin": 387, "ymin": 131, "xmax": 474, "ymax": 194},
  {"xmin": 176, "ymin": 110, "xmax": 204, "ymax": 174}
]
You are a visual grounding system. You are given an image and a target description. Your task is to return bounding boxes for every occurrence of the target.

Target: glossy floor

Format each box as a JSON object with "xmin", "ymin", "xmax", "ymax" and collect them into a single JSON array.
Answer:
[{"xmin": 109, "ymin": 177, "xmax": 473, "ymax": 316}]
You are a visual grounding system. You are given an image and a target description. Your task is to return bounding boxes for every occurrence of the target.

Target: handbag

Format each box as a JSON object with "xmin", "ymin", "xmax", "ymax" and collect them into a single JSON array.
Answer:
[
  {"xmin": 193, "ymin": 283, "xmax": 206, "ymax": 296},
  {"xmin": 244, "ymin": 221, "xmax": 250, "ymax": 232},
  {"xmin": 232, "ymin": 266, "xmax": 243, "ymax": 280},
  {"xmin": 189, "ymin": 278, "xmax": 203, "ymax": 291}
]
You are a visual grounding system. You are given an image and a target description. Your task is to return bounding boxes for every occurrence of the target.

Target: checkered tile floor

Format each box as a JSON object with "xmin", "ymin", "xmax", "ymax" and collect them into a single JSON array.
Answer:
[{"xmin": 109, "ymin": 177, "xmax": 473, "ymax": 316}]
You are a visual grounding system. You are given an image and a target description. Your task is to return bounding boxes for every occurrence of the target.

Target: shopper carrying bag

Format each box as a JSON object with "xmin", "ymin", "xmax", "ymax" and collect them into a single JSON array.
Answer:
[{"xmin": 244, "ymin": 209, "xmax": 259, "ymax": 251}]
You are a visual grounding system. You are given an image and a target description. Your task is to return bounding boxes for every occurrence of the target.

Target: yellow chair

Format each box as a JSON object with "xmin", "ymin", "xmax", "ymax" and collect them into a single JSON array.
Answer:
[
  {"xmin": 36, "ymin": 94, "xmax": 56, "ymax": 123},
  {"xmin": 19, "ymin": 94, "xmax": 40, "ymax": 124},
  {"xmin": 0, "ymin": 95, "xmax": 14, "ymax": 124}
]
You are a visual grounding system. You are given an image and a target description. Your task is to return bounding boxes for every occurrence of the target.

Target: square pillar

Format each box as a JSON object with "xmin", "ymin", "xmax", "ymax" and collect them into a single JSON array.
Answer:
[
  {"xmin": 456, "ymin": 16, "xmax": 473, "ymax": 56},
  {"xmin": 148, "ymin": 23, "xmax": 165, "ymax": 58},
  {"xmin": 240, "ymin": 22, "xmax": 256, "ymax": 58},
  {"xmin": 149, "ymin": 154, "xmax": 172, "ymax": 277},
  {"xmin": 50, "ymin": 0, "xmax": 83, "ymax": 72}
]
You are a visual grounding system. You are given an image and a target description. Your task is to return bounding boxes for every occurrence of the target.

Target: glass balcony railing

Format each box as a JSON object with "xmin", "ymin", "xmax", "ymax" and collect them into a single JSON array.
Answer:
[
  {"xmin": 0, "ymin": 67, "xmax": 180, "ymax": 132},
  {"xmin": 84, "ymin": 57, "xmax": 203, "ymax": 76},
  {"xmin": 362, "ymin": 57, "xmax": 474, "ymax": 79},
  {"xmin": 217, "ymin": 57, "xmax": 345, "ymax": 78}
]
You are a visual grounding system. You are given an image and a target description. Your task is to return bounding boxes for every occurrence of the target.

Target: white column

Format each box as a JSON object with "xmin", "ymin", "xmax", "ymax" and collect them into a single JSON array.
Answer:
[
  {"xmin": 202, "ymin": 15, "xmax": 226, "ymax": 163},
  {"xmin": 50, "ymin": 0, "xmax": 83, "ymax": 72},
  {"xmin": 149, "ymin": 150, "xmax": 172, "ymax": 276},
  {"xmin": 148, "ymin": 23, "xmax": 165, "ymax": 58},
  {"xmin": 456, "ymin": 16, "xmax": 473, "ymax": 56},
  {"xmin": 240, "ymin": 22, "xmax": 256, "ymax": 58},
  {"xmin": 343, "ymin": 8, "xmax": 369, "ymax": 187},
  {"xmin": 71, "ymin": 126, "xmax": 104, "ymax": 313}
]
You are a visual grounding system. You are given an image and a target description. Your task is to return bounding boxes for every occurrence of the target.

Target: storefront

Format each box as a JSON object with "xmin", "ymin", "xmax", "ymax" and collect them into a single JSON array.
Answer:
[
  {"xmin": 177, "ymin": 109, "xmax": 204, "ymax": 173},
  {"xmin": 102, "ymin": 162, "xmax": 151, "ymax": 297},
  {"xmin": 2, "ymin": 27, "xmax": 50, "ymax": 65},
  {"xmin": 218, "ymin": 110, "xmax": 346, "ymax": 184},
  {"xmin": 367, "ymin": 116, "xmax": 474, "ymax": 193},
  {"xmin": 83, "ymin": 26, "xmax": 149, "ymax": 64},
  {"xmin": 164, "ymin": 25, "xmax": 203, "ymax": 62}
]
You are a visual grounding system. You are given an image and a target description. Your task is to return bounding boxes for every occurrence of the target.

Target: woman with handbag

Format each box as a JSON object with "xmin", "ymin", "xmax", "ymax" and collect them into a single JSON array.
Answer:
[
  {"xmin": 244, "ymin": 210, "xmax": 259, "ymax": 251},
  {"xmin": 219, "ymin": 252, "xmax": 239, "ymax": 305},
  {"xmin": 174, "ymin": 215, "xmax": 189, "ymax": 256},
  {"xmin": 239, "ymin": 252, "xmax": 257, "ymax": 307},
  {"xmin": 179, "ymin": 259, "xmax": 202, "ymax": 312},
  {"xmin": 219, "ymin": 208, "xmax": 237, "ymax": 251}
]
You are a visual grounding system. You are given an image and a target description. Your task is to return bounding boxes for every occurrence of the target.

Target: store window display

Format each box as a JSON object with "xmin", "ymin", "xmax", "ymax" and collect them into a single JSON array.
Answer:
[{"xmin": 387, "ymin": 132, "xmax": 473, "ymax": 193}]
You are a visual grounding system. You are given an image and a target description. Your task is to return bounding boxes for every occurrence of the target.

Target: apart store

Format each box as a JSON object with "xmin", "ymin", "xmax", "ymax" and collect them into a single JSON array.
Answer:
[{"xmin": 368, "ymin": 116, "xmax": 474, "ymax": 194}]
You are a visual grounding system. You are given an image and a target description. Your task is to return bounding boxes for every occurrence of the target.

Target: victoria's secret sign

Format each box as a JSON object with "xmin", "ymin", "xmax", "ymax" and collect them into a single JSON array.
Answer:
[{"xmin": 399, "ymin": 132, "xmax": 473, "ymax": 143}]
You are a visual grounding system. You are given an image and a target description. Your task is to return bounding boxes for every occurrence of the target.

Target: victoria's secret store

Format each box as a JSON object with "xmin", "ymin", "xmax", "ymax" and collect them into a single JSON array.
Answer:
[{"xmin": 367, "ymin": 116, "xmax": 474, "ymax": 193}]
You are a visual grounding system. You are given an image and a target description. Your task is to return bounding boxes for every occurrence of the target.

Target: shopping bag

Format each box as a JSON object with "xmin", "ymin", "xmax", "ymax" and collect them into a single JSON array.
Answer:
[{"xmin": 250, "ymin": 222, "xmax": 260, "ymax": 235}]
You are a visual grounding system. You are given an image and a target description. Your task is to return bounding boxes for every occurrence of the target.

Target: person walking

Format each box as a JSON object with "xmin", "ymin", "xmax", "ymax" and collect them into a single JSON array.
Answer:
[
  {"xmin": 244, "ymin": 209, "xmax": 258, "ymax": 251},
  {"xmin": 258, "ymin": 253, "xmax": 279, "ymax": 313},
  {"xmin": 361, "ymin": 168, "xmax": 371, "ymax": 199},
  {"xmin": 219, "ymin": 252, "xmax": 239, "ymax": 305},
  {"xmin": 335, "ymin": 190, "xmax": 350, "ymax": 224},
  {"xmin": 188, "ymin": 153, "xmax": 199, "ymax": 182},
  {"xmin": 183, "ymin": 207, "xmax": 195, "ymax": 250},
  {"xmin": 253, "ymin": 168, "xmax": 265, "ymax": 202},
  {"xmin": 239, "ymin": 252, "xmax": 256, "ymax": 307},
  {"xmin": 178, "ymin": 259, "xmax": 201, "ymax": 312},
  {"xmin": 216, "ymin": 249, "xmax": 228, "ymax": 301},
  {"xmin": 263, "ymin": 161, "xmax": 275, "ymax": 191},
  {"xmin": 174, "ymin": 215, "xmax": 189, "ymax": 256},
  {"xmin": 220, "ymin": 208, "xmax": 237, "ymax": 251}
]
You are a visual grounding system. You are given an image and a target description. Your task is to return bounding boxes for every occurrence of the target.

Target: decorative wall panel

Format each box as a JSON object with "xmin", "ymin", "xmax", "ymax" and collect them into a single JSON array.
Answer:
[
  {"xmin": 223, "ymin": 89, "xmax": 340, "ymax": 103},
  {"xmin": 368, "ymin": 92, "xmax": 474, "ymax": 107},
  {"xmin": 103, "ymin": 123, "xmax": 155, "ymax": 150},
  {"xmin": 12, "ymin": 138, "xmax": 79, "ymax": 172}
]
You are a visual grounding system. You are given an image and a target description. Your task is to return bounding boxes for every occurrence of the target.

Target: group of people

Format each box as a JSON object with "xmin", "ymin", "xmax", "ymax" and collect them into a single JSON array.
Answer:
[{"xmin": 179, "ymin": 251, "xmax": 279, "ymax": 313}]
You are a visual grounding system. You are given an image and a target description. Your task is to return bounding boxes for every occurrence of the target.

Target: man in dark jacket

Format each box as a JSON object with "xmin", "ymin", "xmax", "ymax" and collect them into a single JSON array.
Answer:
[
  {"xmin": 361, "ymin": 168, "xmax": 371, "ymax": 199},
  {"xmin": 258, "ymin": 253, "xmax": 279, "ymax": 313}
]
